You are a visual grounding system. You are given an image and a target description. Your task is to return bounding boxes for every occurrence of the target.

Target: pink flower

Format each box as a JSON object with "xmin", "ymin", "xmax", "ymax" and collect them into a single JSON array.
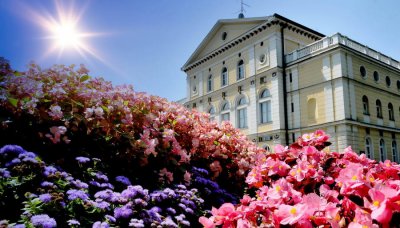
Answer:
[
  {"xmin": 84, "ymin": 107, "xmax": 94, "ymax": 118},
  {"xmin": 275, "ymin": 203, "xmax": 307, "ymax": 225},
  {"xmin": 198, "ymin": 217, "xmax": 215, "ymax": 228},
  {"xmin": 183, "ymin": 171, "xmax": 191, "ymax": 185},
  {"xmin": 365, "ymin": 188, "xmax": 393, "ymax": 224},
  {"xmin": 210, "ymin": 203, "xmax": 240, "ymax": 226},
  {"xmin": 266, "ymin": 159, "xmax": 290, "ymax": 177},
  {"xmin": 210, "ymin": 161, "xmax": 222, "ymax": 178},
  {"xmin": 45, "ymin": 126, "xmax": 68, "ymax": 144},
  {"xmin": 158, "ymin": 168, "xmax": 173, "ymax": 183},
  {"xmin": 48, "ymin": 105, "xmax": 63, "ymax": 119},
  {"xmin": 94, "ymin": 107, "xmax": 104, "ymax": 118}
]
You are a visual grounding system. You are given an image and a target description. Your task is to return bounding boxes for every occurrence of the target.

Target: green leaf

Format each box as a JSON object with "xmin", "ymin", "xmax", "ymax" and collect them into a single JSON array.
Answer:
[
  {"xmin": 13, "ymin": 71, "xmax": 22, "ymax": 76},
  {"xmin": 71, "ymin": 99, "xmax": 84, "ymax": 107},
  {"xmin": 101, "ymin": 105, "xmax": 109, "ymax": 113},
  {"xmin": 80, "ymin": 75, "xmax": 90, "ymax": 82},
  {"xmin": 8, "ymin": 97, "xmax": 18, "ymax": 107}
]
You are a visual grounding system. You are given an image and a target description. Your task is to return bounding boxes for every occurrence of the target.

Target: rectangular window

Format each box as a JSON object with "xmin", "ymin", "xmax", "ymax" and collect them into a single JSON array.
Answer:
[
  {"xmin": 289, "ymin": 73, "xmax": 292, "ymax": 83},
  {"xmin": 238, "ymin": 108, "xmax": 247, "ymax": 128},
  {"xmin": 260, "ymin": 101, "xmax": 271, "ymax": 123},
  {"xmin": 221, "ymin": 113, "xmax": 230, "ymax": 122},
  {"xmin": 292, "ymin": 133, "xmax": 296, "ymax": 143},
  {"xmin": 389, "ymin": 109, "xmax": 394, "ymax": 121},
  {"xmin": 238, "ymin": 66, "xmax": 244, "ymax": 80},
  {"xmin": 222, "ymin": 72, "xmax": 228, "ymax": 86},
  {"xmin": 291, "ymin": 102, "xmax": 294, "ymax": 112},
  {"xmin": 207, "ymin": 78, "xmax": 212, "ymax": 92}
]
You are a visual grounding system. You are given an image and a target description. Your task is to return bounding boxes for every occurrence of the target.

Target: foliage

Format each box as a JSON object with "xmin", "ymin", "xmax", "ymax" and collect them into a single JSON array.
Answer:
[
  {"xmin": 199, "ymin": 130, "xmax": 400, "ymax": 228},
  {"xmin": 0, "ymin": 58, "xmax": 264, "ymax": 227},
  {"xmin": 0, "ymin": 59, "xmax": 263, "ymax": 194}
]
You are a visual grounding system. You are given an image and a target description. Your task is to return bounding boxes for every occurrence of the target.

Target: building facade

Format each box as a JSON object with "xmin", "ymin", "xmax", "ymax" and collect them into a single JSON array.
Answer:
[{"xmin": 181, "ymin": 14, "xmax": 400, "ymax": 162}]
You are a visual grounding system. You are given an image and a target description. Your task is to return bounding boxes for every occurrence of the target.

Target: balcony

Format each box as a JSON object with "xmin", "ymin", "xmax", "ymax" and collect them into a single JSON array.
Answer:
[{"xmin": 285, "ymin": 33, "xmax": 400, "ymax": 70}]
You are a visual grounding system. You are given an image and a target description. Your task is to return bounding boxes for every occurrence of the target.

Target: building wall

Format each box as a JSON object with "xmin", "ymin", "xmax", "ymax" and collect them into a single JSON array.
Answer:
[{"xmin": 183, "ymin": 18, "xmax": 400, "ymax": 161}]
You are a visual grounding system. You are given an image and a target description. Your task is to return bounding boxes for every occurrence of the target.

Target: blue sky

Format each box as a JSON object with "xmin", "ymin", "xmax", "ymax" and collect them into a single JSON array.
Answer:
[{"xmin": 1, "ymin": 0, "xmax": 399, "ymax": 102}]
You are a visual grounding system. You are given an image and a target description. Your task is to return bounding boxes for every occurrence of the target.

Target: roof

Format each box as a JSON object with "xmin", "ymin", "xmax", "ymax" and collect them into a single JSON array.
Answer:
[{"xmin": 181, "ymin": 13, "xmax": 325, "ymax": 72}]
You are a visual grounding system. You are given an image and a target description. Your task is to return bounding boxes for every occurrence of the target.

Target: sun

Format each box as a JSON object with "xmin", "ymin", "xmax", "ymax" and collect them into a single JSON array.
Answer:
[{"xmin": 52, "ymin": 22, "xmax": 81, "ymax": 48}]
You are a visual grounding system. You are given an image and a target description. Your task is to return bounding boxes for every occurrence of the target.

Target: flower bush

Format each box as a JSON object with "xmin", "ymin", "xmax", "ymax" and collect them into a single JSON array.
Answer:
[
  {"xmin": 0, "ymin": 59, "xmax": 263, "ymax": 194},
  {"xmin": 0, "ymin": 144, "xmax": 205, "ymax": 227},
  {"xmin": 200, "ymin": 130, "xmax": 400, "ymax": 227},
  {"xmin": 0, "ymin": 58, "xmax": 262, "ymax": 227},
  {"xmin": 2, "ymin": 58, "xmax": 400, "ymax": 227}
]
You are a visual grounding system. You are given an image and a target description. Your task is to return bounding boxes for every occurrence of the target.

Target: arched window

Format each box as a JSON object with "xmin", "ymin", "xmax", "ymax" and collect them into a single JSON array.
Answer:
[
  {"xmin": 237, "ymin": 59, "xmax": 245, "ymax": 80},
  {"xmin": 392, "ymin": 141, "xmax": 398, "ymax": 163},
  {"xmin": 264, "ymin": 145, "xmax": 271, "ymax": 152},
  {"xmin": 379, "ymin": 139, "xmax": 386, "ymax": 161},
  {"xmin": 362, "ymin": 95, "xmax": 369, "ymax": 115},
  {"xmin": 221, "ymin": 67, "xmax": 228, "ymax": 87},
  {"xmin": 365, "ymin": 137, "xmax": 373, "ymax": 159},
  {"xmin": 376, "ymin": 99, "xmax": 382, "ymax": 118},
  {"xmin": 208, "ymin": 106, "xmax": 215, "ymax": 121},
  {"xmin": 388, "ymin": 103, "xmax": 394, "ymax": 121},
  {"xmin": 237, "ymin": 96, "xmax": 247, "ymax": 128},
  {"xmin": 259, "ymin": 89, "xmax": 272, "ymax": 123},
  {"xmin": 220, "ymin": 101, "xmax": 230, "ymax": 122},
  {"xmin": 307, "ymin": 98, "xmax": 317, "ymax": 123},
  {"xmin": 207, "ymin": 75, "xmax": 213, "ymax": 92}
]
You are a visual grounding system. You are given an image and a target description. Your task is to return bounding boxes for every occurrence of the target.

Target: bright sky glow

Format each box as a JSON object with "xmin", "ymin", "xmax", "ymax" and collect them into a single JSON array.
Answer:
[
  {"xmin": 1, "ymin": 0, "xmax": 400, "ymax": 102},
  {"xmin": 52, "ymin": 22, "xmax": 80, "ymax": 48}
]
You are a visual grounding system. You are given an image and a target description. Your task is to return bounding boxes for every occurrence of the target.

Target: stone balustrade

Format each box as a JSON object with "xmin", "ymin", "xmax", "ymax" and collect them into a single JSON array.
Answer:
[{"xmin": 285, "ymin": 33, "xmax": 400, "ymax": 70}]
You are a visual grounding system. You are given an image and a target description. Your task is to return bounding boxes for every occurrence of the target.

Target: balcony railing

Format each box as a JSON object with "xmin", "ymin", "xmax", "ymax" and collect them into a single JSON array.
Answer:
[{"xmin": 285, "ymin": 33, "xmax": 400, "ymax": 70}]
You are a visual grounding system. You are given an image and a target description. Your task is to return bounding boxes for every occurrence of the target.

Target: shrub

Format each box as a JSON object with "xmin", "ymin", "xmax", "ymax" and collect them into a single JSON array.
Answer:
[
  {"xmin": 0, "ymin": 60, "xmax": 263, "ymax": 195},
  {"xmin": 199, "ymin": 130, "xmax": 400, "ymax": 227}
]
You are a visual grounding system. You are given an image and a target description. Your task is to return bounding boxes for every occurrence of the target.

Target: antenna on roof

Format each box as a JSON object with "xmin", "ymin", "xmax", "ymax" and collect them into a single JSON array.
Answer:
[{"xmin": 238, "ymin": 0, "xmax": 249, "ymax": 18}]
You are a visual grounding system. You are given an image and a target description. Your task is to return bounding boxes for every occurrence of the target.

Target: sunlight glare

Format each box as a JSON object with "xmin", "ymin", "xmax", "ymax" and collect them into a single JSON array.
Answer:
[{"xmin": 52, "ymin": 22, "xmax": 80, "ymax": 48}]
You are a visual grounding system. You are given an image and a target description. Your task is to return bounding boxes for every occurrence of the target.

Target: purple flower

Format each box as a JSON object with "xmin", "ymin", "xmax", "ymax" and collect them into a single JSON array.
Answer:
[
  {"xmin": 30, "ymin": 214, "xmax": 57, "ymax": 228},
  {"xmin": 89, "ymin": 180, "xmax": 101, "ymax": 187},
  {"xmin": 105, "ymin": 215, "xmax": 116, "ymax": 223},
  {"xmin": 21, "ymin": 157, "xmax": 38, "ymax": 164},
  {"xmin": 114, "ymin": 205, "xmax": 133, "ymax": 219},
  {"xmin": 94, "ymin": 189, "xmax": 113, "ymax": 200},
  {"xmin": 0, "ymin": 168, "xmax": 10, "ymax": 178},
  {"xmin": 129, "ymin": 219, "xmax": 144, "ymax": 228},
  {"xmin": 93, "ymin": 200, "xmax": 110, "ymax": 210},
  {"xmin": 41, "ymin": 181, "xmax": 55, "ymax": 188},
  {"xmin": 185, "ymin": 207, "xmax": 194, "ymax": 214},
  {"xmin": 39, "ymin": 193, "xmax": 52, "ymax": 203},
  {"xmin": 67, "ymin": 219, "xmax": 80, "ymax": 226},
  {"xmin": 163, "ymin": 188, "xmax": 176, "ymax": 197},
  {"xmin": 161, "ymin": 217, "xmax": 178, "ymax": 228},
  {"xmin": 121, "ymin": 186, "xmax": 138, "ymax": 199},
  {"xmin": 75, "ymin": 156, "xmax": 90, "ymax": 163},
  {"xmin": 13, "ymin": 224, "xmax": 26, "ymax": 228},
  {"xmin": 67, "ymin": 189, "xmax": 89, "ymax": 201},
  {"xmin": 115, "ymin": 175, "xmax": 131, "ymax": 185},
  {"xmin": 95, "ymin": 172, "xmax": 109, "ymax": 182},
  {"xmin": 100, "ymin": 183, "xmax": 114, "ymax": 189},
  {"xmin": 178, "ymin": 203, "xmax": 186, "ymax": 210},
  {"xmin": 92, "ymin": 221, "xmax": 109, "ymax": 228},
  {"xmin": 19, "ymin": 151, "xmax": 36, "ymax": 159},
  {"xmin": 43, "ymin": 166, "xmax": 57, "ymax": 176},
  {"xmin": 72, "ymin": 179, "xmax": 89, "ymax": 189},
  {"xmin": 5, "ymin": 158, "xmax": 21, "ymax": 167},
  {"xmin": 134, "ymin": 198, "xmax": 147, "ymax": 207},
  {"xmin": 0, "ymin": 145, "xmax": 25, "ymax": 156},
  {"xmin": 166, "ymin": 207, "xmax": 176, "ymax": 215}
]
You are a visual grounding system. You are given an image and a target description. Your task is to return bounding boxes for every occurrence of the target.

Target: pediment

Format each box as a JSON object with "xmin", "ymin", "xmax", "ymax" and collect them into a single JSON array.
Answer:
[{"xmin": 183, "ymin": 17, "xmax": 269, "ymax": 69}]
